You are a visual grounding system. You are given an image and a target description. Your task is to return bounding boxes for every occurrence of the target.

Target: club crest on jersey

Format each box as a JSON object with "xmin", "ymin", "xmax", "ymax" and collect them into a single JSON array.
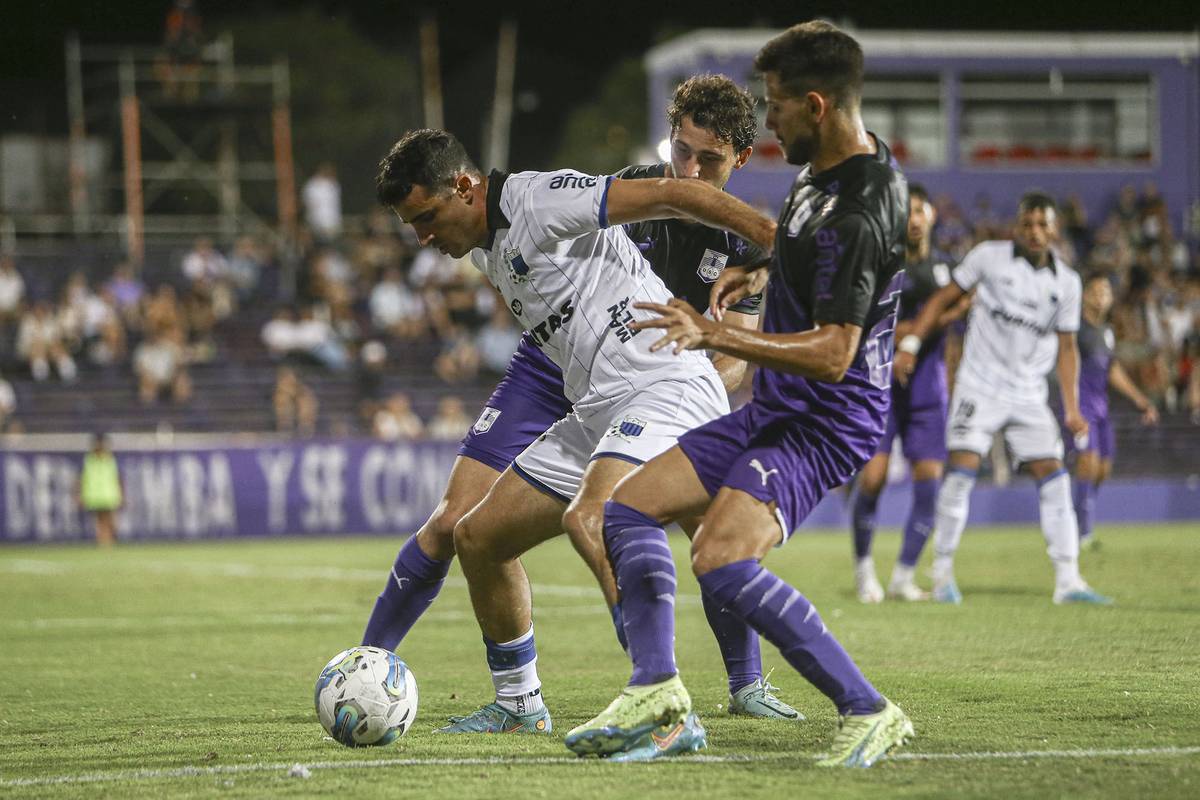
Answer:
[
  {"xmin": 696, "ymin": 248, "xmax": 729, "ymax": 283},
  {"xmin": 608, "ymin": 416, "xmax": 647, "ymax": 440},
  {"xmin": 472, "ymin": 406, "xmax": 502, "ymax": 434},
  {"xmin": 503, "ymin": 247, "xmax": 530, "ymax": 284}
]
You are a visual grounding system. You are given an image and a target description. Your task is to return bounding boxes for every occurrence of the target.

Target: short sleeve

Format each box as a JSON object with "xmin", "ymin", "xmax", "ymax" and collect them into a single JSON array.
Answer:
[
  {"xmin": 1055, "ymin": 270, "xmax": 1082, "ymax": 333},
  {"xmin": 808, "ymin": 212, "xmax": 883, "ymax": 327},
  {"xmin": 952, "ymin": 244, "xmax": 987, "ymax": 291},
  {"xmin": 508, "ymin": 170, "xmax": 614, "ymax": 246}
]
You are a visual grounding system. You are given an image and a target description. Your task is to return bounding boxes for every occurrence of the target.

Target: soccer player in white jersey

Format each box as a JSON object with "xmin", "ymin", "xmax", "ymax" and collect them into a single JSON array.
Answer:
[
  {"xmin": 895, "ymin": 192, "xmax": 1112, "ymax": 605},
  {"xmin": 375, "ymin": 129, "xmax": 775, "ymax": 736}
]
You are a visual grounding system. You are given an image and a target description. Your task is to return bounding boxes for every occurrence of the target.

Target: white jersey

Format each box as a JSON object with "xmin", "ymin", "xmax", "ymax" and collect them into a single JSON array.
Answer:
[
  {"xmin": 470, "ymin": 169, "xmax": 718, "ymax": 415},
  {"xmin": 953, "ymin": 240, "xmax": 1081, "ymax": 404}
]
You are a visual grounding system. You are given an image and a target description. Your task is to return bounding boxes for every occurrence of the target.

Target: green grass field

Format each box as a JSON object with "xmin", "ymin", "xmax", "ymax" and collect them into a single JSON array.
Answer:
[{"xmin": 1, "ymin": 524, "xmax": 1198, "ymax": 798}]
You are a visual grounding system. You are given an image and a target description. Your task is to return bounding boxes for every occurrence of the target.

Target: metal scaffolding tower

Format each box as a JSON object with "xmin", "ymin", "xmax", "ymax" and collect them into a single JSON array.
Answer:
[{"xmin": 65, "ymin": 32, "xmax": 296, "ymax": 263}]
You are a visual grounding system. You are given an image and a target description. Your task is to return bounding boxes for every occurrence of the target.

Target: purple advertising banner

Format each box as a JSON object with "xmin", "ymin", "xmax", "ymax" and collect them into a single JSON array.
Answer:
[{"xmin": 1, "ymin": 440, "xmax": 459, "ymax": 543}]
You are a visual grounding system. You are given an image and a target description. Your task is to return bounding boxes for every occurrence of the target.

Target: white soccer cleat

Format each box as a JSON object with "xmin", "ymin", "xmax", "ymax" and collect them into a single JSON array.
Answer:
[
  {"xmin": 855, "ymin": 558, "xmax": 884, "ymax": 604},
  {"xmin": 887, "ymin": 576, "xmax": 930, "ymax": 602}
]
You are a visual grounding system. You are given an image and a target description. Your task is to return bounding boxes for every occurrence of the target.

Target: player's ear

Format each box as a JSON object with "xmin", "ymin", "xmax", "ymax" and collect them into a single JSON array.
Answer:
[
  {"xmin": 454, "ymin": 173, "xmax": 475, "ymax": 201},
  {"xmin": 733, "ymin": 146, "xmax": 753, "ymax": 170},
  {"xmin": 805, "ymin": 91, "xmax": 826, "ymax": 121}
]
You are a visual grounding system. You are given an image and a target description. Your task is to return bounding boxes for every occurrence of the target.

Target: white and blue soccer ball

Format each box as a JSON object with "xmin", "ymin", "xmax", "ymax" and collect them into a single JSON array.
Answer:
[{"xmin": 314, "ymin": 646, "xmax": 418, "ymax": 747}]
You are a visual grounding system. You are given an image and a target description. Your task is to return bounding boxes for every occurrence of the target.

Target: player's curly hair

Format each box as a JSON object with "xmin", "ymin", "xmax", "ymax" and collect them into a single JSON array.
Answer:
[
  {"xmin": 667, "ymin": 74, "xmax": 757, "ymax": 153},
  {"xmin": 754, "ymin": 20, "xmax": 864, "ymax": 108},
  {"xmin": 376, "ymin": 129, "xmax": 480, "ymax": 207}
]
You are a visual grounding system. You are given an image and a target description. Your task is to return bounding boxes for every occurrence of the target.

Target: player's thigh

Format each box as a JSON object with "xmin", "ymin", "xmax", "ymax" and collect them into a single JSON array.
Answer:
[
  {"xmin": 610, "ymin": 445, "xmax": 714, "ymax": 525},
  {"xmin": 1004, "ymin": 401, "xmax": 1065, "ymax": 467},
  {"xmin": 1074, "ymin": 449, "xmax": 1102, "ymax": 482},
  {"xmin": 857, "ymin": 452, "xmax": 890, "ymax": 496},
  {"xmin": 453, "ymin": 467, "xmax": 566, "ymax": 564},
  {"xmin": 690, "ymin": 487, "xmax": 781, "ymax": 576},
  {"xmin": 946, "ymin": 384, "xmax": 1006, "ymax": 460}
]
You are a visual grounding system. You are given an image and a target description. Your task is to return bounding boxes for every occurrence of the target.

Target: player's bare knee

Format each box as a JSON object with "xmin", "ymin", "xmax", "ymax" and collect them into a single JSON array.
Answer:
[
  {"xmin": 451, "ymin": 514, "xmax": 489, "ymax": 564},
  {"xmin": 561, "ymin": 503, "xmax": 599, "ymax": 546},
  {"xmin": 417, "ymin": 505, "xmax": 461, "ymax": 559}
]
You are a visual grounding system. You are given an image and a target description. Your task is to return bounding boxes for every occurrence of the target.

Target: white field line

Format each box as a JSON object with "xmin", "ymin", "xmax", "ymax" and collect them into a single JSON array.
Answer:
[{"xmin": 2, "ymin": 747, "xmax": 1198, "ymax": 788}]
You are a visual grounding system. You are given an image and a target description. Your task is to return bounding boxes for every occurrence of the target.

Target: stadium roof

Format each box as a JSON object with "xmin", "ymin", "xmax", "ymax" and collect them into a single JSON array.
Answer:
[{"xmin": 646, "ymin": 29, "xmax": 1200, "ymax": 72}]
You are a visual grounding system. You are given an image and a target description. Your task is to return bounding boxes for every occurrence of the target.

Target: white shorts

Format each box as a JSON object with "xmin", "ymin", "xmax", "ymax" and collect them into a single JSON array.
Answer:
[
  {"xmin": 513, "ymin": 374, "xmax": 729, "ymax": 501},
  {"xmin": 946, "ymin": 382, "xmax": 1063, "ymax": 463}
]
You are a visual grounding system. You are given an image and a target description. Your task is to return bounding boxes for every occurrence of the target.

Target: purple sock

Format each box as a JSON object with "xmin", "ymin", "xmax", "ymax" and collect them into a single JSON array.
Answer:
[
  {"xmin": 898, "ymin": 478, "xmax": 938, "ymax": 567},
  {"xmin": 701, "ymin": 590, "xmax": 762, "ymax": 695},
  {"xmin": 361, "ymin": 535, "xmax": 452, "ymax": 650},
  {"xmin": 603, "ymin": 500, "xmax": 678, "ymax": 686},
  {"xmin": 698, "ymin": 559, "xmax": 882, "ymax": 716},
  {"xmin": 852, "ymin": 490, "xmax": 880, "ymax": 559},
  {"xmin": 1073, "ymin": 478, "xmax": 1096, "ymax": 540}
]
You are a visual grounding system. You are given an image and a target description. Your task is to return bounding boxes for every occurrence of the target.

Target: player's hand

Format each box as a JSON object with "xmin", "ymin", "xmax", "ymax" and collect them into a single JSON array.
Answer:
[
  {"xmin": 1140, "ymin": 404, "xmax": 1159, "ymax": 425},
  {"xmin": 709, "ymin": 265, "xmax": 767, "ymax": 322},
  {"xmin": 1064, "ymin": 409, "xmax": 1089, "ymax": 440},
  {"xmin": 630, "ymin": 298, "xmax": 715, "ymax": 355},
  {"xmin": 893, "ymin": 350, "xmax": 916, "ymax": 387}
]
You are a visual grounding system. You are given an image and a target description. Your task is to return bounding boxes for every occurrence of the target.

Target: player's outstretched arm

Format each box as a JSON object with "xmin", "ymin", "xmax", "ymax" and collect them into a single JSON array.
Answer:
[
  {"xmin": 630, "ymin": 298, "xmax": 862, "ymax": 383},
  {"xmin": 709, "ymin": 263, "xmax": 770, "ymax": 321},
  {"xmin": 1057, "ymin": 331, "xmax": 1088, "ymax": 440},
  {"xmin": 604, "ymin": 178, "xmax": 776, "ymax": 253},
  {"xmin": 894, "ymin": 282, "xmax": 966, "ymax": 386},
  {"xmin": 1108, "ymin": 360, "xmax": 1159, "ymax": 424}
]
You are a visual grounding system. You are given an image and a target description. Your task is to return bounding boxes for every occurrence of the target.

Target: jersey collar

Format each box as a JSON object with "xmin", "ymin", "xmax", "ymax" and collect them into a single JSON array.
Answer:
[
  {"xmin": 485, "ymin": 170, "xmax": 511, "ymax": 249},
  {"xmin": 1012, "ymin": 242, "xmax": 1058, "ymax": 274}
]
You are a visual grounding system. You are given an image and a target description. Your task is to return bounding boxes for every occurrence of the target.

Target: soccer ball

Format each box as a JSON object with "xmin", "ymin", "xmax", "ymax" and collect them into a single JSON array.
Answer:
[{"xmin": 314, "ymin": 646, "xmax": 418, "ymax": 747}]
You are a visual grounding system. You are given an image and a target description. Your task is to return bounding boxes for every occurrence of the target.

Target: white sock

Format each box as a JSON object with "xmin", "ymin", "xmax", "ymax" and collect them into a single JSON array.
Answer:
[
  {"xmin": 932, "ymin": 468, "xmax": 975, "ymax": 583},
  {"xmin": 489, "ymin": 627, "xmax": 545, "ymax": 715},
  {"xmin": 1037, "ymin": 470, "xmax": 1082, "ymax": 591}
]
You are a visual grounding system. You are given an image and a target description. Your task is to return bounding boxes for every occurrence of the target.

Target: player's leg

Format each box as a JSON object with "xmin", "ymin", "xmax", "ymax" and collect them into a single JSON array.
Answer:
[
  {"xmin": 562, "ymin": 456, "xmax": 638, "ymax": 612},
  {"xmin": 691, "ymin": 489, "xmax": 911, "ymax": 767},
  {"xmin": 888, "ymin": 399, "xmax": 947, "ymax": 599},
  {"xmin": 360, "ymin": 455, "xmax": 497, "ymax": 651},
  {"xmin": 851, "ymin": 451, "xmax": 889, "ymax": 603},
  {"xmin": 1011, "ymin": 404, "xmax": 1111, "ymax": 605},
  {"xmin": 1072, "ymin": 449, "xmax": 1101, "ymax": 547}
]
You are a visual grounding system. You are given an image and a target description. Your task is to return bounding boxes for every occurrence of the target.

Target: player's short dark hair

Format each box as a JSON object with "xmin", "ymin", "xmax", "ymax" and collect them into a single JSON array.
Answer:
[
  {"xmin": 376, "ymin": 129, "xmax": 480, "ymax": 207},
  {"xmin": 1018, "ymin": 191, "xmax": 1058, "ymax": 216},
  {"xmin": 753, "ymin": 20, "xmax": 865, "ymax": 108},
  {"xmin": 668, "ymin": 74, "xmax": 757, "ymax": 153},
  {"xmin": 908, "ymin": 183, "xmax": 931, "ymax": 205}
]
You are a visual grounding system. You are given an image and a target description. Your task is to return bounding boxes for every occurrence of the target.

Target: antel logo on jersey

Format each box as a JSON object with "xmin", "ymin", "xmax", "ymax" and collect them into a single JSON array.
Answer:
[
  {"xmin": 548, "ymin": 174, "xmax": 598, "ymax": 190},
  {"xmin": 503, "ymin": 247, "xmax": 530, "ymax": 284},
  {"xmin": 472, "ymin": 406, "xmax": 502, "ymax": 434},
  {"xmin": 529, "ymin": 300, "xmax": 575, "ymax": 346},
  {"xmin": 814, "ymin": 227, "xmax": 842, "ymax": 302},
  {"xmin": 608, "ymin": 416, "xmax": 647, "ymax": 440},
  {"xmin": 696, "ymin": 249, "xmax": 729, "ymax": 283}
]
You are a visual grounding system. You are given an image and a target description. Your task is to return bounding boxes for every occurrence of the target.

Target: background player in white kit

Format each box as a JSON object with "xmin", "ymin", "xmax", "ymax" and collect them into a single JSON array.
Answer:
[
  {"xmin": 895, "ymin": 192, "xmax": 1112, "ymax": 605},
  {"xmin": 376, "ymin": 129, "xmax": 775, "ymax": 735}
]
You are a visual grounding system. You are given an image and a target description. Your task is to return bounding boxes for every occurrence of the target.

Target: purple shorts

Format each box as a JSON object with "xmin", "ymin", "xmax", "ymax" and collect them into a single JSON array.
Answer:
[
  {"xmin": 1066, "ymin": 412, "xmax": 1115, "ymax": 461},
  {"xmin": 875, "ymin": 398, "xmax": 948, "ymax": 463},
  {"xmin": 678, "ymin": 402, "xmax": 869, "ymax": 542},
  {"xmin": 458, "ymin": 336, "xmax": 573, "ymax": 473}
]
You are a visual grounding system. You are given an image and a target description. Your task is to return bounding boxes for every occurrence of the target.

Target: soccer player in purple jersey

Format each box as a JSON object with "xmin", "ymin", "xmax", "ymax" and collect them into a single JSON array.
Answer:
[
  {"xmin": 359, "ymin": 77, "xmax": 801, "ymax": 737},
  {"xmin": 566, "ymin": 22, "xmax": 914, "ymax": 767},
  {"xmin": 1069, "ymin": 273, "xmax": 1158, "ymax": 547},
  {"xmin": 850, "ymin": 184, "xmax": 970, "ymax": 603}
]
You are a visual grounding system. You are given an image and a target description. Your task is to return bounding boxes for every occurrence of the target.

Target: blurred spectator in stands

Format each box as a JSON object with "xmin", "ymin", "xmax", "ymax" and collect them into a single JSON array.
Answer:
[
  {"xmin": 84, "ymin": 289, "xmax": 127, "ymax": 367},
  {"xmin": 1112, "ymin": 267, "xmax": 1171, "ymax": 405},
  {"xmin": 369, "ymin": 266, "xmax": 425, "ymax": 339},
  {"xmin": 476, "ymin": 305, "xmax": 521, "ymax": 374},
  {"xmin": 0, "ymin": 371, "xmax": 15, "ymax": 431},
  {"xmin": 354, "ymin": 208, "xmax": 408, "ymax": 285},
  {"xmin": 427, "ymin": 395, "xmax": 472, "ymax": 441},
  {"xmin": 261, "ymin": 304, "xmax": 349, "ymax": 371},
  {"xmin": 303, "ymin": 163, "xmax": 342, "ymax": 243},
  {"xmin": 1061, "ymin": 193, "xmax": 1091, "ymax": 265},
  {"xmin": 969, "ymin": 192, "xmax": 1002, "ymax": 241},
  {"xmin": 181, "ymin": 281, "xmax": 217, "ymax": 362},
  {"xmin": 143, "ymin": 284, "xmax": 185, "ymax": 340},
  {"xmin": 157, "ymin": 0, "xmax": 204, "ymax": 102},
  {"xmin": 182, "ymin": 236, "xmax": 234, "ymax": 320},
  {"xmin": 355, "ymin": 340, "xmax": 388, "ymax": 428},
  {"xmin": 310, "ymin": 247, "xmax": 355, "ymax": 311},
  {"xmin": 227, "ymin": 236, "xmax": 265, "ymax": 303},
  {"xmin": 134, "ymin": 328, "xmax": 191, "ymax": 404},
  {"xmin": 1115, "ymin": 184, "xmax": 1140, "ymax": 233},
  {"xmin": 0, "ymin": 255, "xmax": 25, "ymax": 325},
  {"xmin": 104, "ymin": 262, "xmax": 146, "ymax": 329},
  {"xmin": 434, "ymin": 324, "xmax": 480, "ymax": 384},
  {"xmin": 17, "ymin": 300, "xmax": 76, "ymax": 382},
  {"xmin": 273, "ymin": 365, "xmax": 318, "ymax": 437},
  {"xmin": 1184, "ymin": 316, "xmax": 1200, "ymax": 424},
  {"xmin": 373, "ymin": 392, "xmax": 423, "ymax": 441}
]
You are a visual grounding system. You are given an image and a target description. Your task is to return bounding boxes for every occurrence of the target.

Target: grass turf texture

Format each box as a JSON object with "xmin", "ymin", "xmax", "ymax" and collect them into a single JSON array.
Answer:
[{"xmin": 1, "ymin": 524, "xmax": 1197, "ymax": 798}]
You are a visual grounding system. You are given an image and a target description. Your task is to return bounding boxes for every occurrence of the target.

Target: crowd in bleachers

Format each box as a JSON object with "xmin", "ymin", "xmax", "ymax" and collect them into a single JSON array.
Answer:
[{"xmin": 0, "ymin": 175, "xmax": 1197, "ymax": 439}]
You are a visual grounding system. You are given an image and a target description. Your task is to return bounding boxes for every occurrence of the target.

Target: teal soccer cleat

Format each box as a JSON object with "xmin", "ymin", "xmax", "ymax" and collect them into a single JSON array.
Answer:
[
  {"xmin": 434, "ymin": 702, "xmax": 552, "ymax": 734},
  {"xmin": 932, "ymin": 578, "xmax": 963, "ymax": 605},
  {"xmin": 1053, "ymin": 586, "xmax": 1114, "ymax": 606},
  {"xmin": 729, "ymin": 676, "xmax": 805, "ymax": 720},
  {"xmin": 608, "ymin": 713, "xmax": 708, "ymax": 762}
]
